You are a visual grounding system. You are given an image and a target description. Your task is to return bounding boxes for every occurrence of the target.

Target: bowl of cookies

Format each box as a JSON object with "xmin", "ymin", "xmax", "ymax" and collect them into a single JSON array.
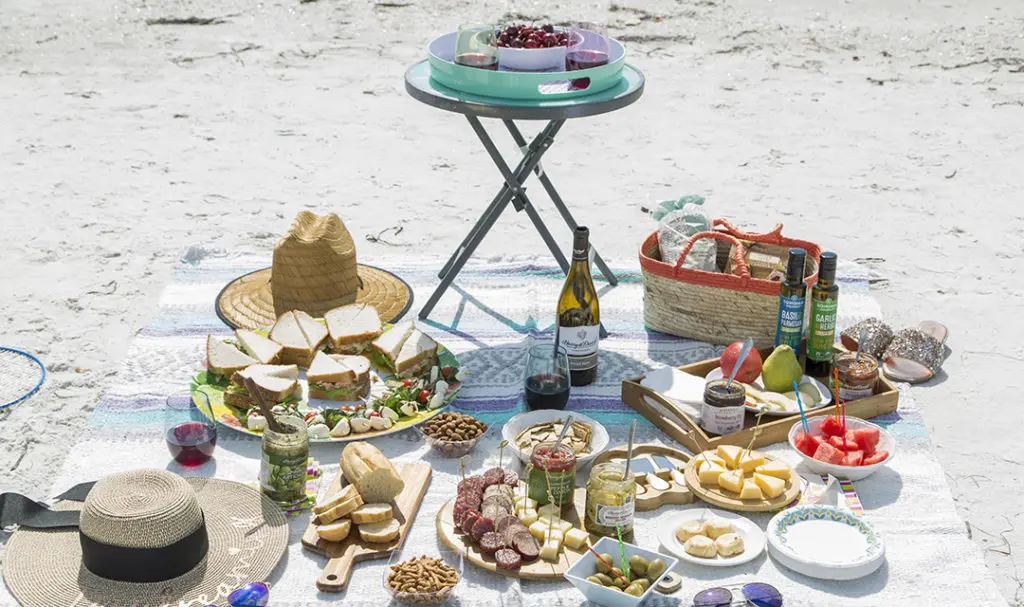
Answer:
[
  {"xmin": 383, "ymin": 550, "xmax": 463, "ymax": 605},
  {"xmin": 657, "ymin": 508, "xmax": 766, "ymax": 567}
]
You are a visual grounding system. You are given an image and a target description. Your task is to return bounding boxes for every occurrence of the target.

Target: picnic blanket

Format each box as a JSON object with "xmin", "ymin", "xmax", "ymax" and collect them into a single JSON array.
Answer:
[{"xmin": 0, "ymin": 254, "xmax": 1006, "ymax": 607}]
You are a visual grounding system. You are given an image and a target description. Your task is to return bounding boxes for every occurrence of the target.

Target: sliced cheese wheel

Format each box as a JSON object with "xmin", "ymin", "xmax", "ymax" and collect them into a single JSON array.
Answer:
[
  {"xmin": 739, "ymin": 482, "xmax": 764, "ymax": 500},
  {"xmin": 695, "ymin": 454, "xmax": 727, "ymax": 472},
  {"xmin": 718, "ymin": 469, "xmax": 744, "ymax": 493},
  {"xmin": 716, "ymin": 445, "xmax": 745, "ymax": 469},
  {"xmin": 737, "ymin": 451, "xmax": 766, "ymax": 473},
  {"xmin": 698, "ymin": 463, "xmax": 727, "ymax": 485},
  {"xmin": 755, "ymin": 460, "xmax": 792, "ymax": 480},
  {"xmin": 753, "ymin": 473, "xmax": 786, "ymax": 498}
]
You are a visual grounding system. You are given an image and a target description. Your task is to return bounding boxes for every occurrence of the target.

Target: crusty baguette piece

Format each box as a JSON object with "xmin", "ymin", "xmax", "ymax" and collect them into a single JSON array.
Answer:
[
  {"xmin": 312, "ymin": 484, "xmax": 359, "ymax": 515},
  {"xmin": 340, "ymin": 442, "xmax": 404, "ymax": 504},
  {"xmin": 313, "ymin": 493, "xmax": 363, "ymax": 525},
  {"xmin": 349, "ymin": 503, "xmax": 393, "ymax": 525},
  {"xmin": 358, "ymin": 519, "xmax": 400, "ymax": 544},
  {"xmin": 316, "ymin": 519, "xmax": 352, "ymax": 542}
]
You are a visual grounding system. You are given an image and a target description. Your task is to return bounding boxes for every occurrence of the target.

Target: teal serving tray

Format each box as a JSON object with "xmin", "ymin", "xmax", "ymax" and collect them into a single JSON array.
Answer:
[{"xmin": 427, "ymin": 32, "xmax": 626, "ymax": 100}]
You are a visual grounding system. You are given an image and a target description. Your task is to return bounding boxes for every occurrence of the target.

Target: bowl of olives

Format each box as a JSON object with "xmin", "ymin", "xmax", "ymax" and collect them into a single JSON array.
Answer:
[{"xmin": 563, "ymin": 536, "xmax": 679, "ymax": 607}]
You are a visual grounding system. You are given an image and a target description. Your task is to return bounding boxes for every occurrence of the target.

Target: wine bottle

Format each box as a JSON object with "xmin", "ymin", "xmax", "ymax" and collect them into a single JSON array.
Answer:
[
  {"xmin": 805, "ymin": 252, "xmax": 839, "ymax": 378},
  {"xmin": 557, "ymin": 227, "xmax": 600, "ymax": 386}
]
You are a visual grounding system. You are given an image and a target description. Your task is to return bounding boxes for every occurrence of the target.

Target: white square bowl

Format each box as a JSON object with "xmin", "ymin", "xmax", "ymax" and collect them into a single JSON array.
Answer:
[{"xmin": 564, "ymin": 537, "xmax": 679, "ymax": 607}]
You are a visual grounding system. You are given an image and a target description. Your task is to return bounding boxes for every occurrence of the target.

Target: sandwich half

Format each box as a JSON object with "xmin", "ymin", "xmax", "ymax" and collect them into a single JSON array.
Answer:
[
  {"xmin": 269, "ymin": 310, "xmax": 328, "ymax": 367},
  {"xmin": 369, "ymin": 320, "xmax": 414, "ymax": 372},
  {"xmin": 307, "ymin": 351, "xmax": 371, "ymax": 401},
  {"xmin": 324, "ymin": 304, "xmax": 382, "ymax": 354},
  {"xmin": 223, "ymin": 371, "xmax": 300, "ymax": 409},
  {"xmin": 230, "ymin": 364, "xmax": 299, "ymax": 388},
  {"xmin": 235, "ymin": 329, "xmax": 283, "ymax": 365},
  {"xmin": 394, "ymin": 329, "xmax": 439, "ymax": 378},
  {"xmin": 207, "ymin": 335, "xmax": 258, "ymax": 377}
]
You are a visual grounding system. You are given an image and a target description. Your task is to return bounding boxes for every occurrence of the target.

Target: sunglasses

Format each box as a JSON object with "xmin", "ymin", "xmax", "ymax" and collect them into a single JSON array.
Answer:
[{"xmin": 693, "ymin": 582, "xmax": 783, "ymax": 607}]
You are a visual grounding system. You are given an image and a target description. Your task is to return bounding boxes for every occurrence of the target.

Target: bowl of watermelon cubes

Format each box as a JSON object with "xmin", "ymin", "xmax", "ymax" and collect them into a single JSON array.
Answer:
[{"xmin": 789, "ymin": 416, "xmax": 894, "ymax": 481}]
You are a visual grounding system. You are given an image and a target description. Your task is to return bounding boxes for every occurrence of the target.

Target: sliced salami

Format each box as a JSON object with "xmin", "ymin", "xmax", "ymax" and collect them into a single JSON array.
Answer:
[
  {"xmin": 482, "ymin": 467, "xmax": 505, "ymax": 487},
  {"xmin": 453, "ymin": 502, "xmax": 474, "ymax": 526},
  {"xmin": 460, "ymin": 510, "xmax": 481, "ymax": 535},
  {"xmin": 483, "ymin": 484, "xmax": 513, "ymax": 499},
  {"xmin": 502, "ymin": 524, "xmax": 529, "ymax": 546},
  {"xmin": 470, "ymin": 516, "xmax": 495, "ymax": 542},
  {"xmin": 493, "ymin": 513, "xmax": 519, "ymax": 533},
  {"xmin": 479, "ymin": 531, "xmax": 505, "ymax": 556},
  {"xmin": 456, "ymin": 494, "xmax": 482, "ymax": 510},
  {"xmin": 503, "ymin": 469, "xmax": 519, "ymax": 487},
  {"xmin": 512, "ymin": 530, "xmax": 540, "ymax": 562},
  {"xmin": 458, "ymin": 475, "xmax": 485, "ymax": 494},
  {"xmin": 481, "ymin": 504, "xmax": 504, "ymax": 521},
  {"xmin": 482, "ymin": 494, "xmax": 514, "ymax": 513},
  {"xmin": 494, "ymin": 548, "xmax": 522, "ymax": 570}
]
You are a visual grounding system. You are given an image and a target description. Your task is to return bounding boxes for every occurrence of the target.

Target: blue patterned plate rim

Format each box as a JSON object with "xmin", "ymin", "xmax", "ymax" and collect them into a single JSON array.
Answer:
[{"xmin": 767, "ymin": 504, "xmax": 884, "ymax": 569}]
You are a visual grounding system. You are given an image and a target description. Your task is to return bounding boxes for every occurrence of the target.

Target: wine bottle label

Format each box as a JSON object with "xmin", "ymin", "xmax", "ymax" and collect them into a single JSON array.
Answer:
[
  {"xmin": 807, "ymin": 298, "xmax": 838, "ymax": 362},
  {"xmin": 559, "ymin": 325, "xmax": 599, "ymax": 371},
  {"xmin": 775, "ymin": 294, "xmax": 806, "ymax": 355}
]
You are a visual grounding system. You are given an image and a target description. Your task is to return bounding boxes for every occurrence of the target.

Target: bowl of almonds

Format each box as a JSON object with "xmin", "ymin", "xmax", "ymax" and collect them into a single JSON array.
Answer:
[
  {"xmin": 419, "ymin": 412, "xmax": 488, "ymax": 458},
  {"xmin": 383, "ymin": 551, "xmax": 463, "ymax": 605}
]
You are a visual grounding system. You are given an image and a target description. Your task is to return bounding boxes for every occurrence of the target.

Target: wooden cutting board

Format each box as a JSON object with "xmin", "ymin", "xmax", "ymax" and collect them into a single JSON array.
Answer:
[
  {"xmin": 301, "ymin": 462, "xmax": 432, "ymax": 592},
  {"xmin": 436, "ymin": 486, "xmax": 603, "ymax": 580}
]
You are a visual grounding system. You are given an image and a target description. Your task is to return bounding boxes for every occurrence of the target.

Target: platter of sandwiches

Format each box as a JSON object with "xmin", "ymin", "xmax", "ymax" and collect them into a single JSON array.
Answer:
[{"xmin": 191, "ymin": 304, "xmax": 464, "ymax": 442}]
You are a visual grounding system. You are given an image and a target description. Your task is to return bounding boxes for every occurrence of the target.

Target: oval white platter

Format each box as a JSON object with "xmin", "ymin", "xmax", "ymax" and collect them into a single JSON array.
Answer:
[
  {"xmin": 502, "ymin": 410, "xmax": 609, "ymax": 467},
  {"xmin": 767, "ymin": 504, "xmax": 885, "ymax": 580},
  {"xmin": 658, "ymin": 507, "xmax": 766, "ymax": 567},
  {"xmin": 705, "ymin": 368, "xmax": 832, "ymax": 417}
]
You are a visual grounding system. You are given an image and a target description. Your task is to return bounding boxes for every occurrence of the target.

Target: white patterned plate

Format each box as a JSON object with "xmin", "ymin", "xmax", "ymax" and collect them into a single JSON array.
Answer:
[
  {"xmin": 658, "ymin": 508, "xmax": 766, "ymax": 567},
  {"xmin": 767, "ymin": 505, "xmax": 885, "ymax": 580}
]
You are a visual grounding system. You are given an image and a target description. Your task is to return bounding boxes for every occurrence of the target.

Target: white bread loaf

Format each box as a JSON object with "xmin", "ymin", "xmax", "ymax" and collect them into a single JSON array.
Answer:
[
  {"xmin": 340, "ymin": 442, "xmax": 404, "ymax": 503},
  {"xmin": 358, "ymin": 519, "xmax": 400, "ymax": 544},
  {"xmin": 350, "ymin": 503, "xmax": 393, "ymax": 525}
]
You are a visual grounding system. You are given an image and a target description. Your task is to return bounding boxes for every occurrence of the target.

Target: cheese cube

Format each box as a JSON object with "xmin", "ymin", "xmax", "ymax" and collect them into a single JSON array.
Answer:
[
  {"xmin": 694, "ymin": 454, "xmax": 726, "ymax": 472},
  {"xmin": 754, "ymin": 460, "xmax": 792, "ymax": 480},
  {"xmin": 514, "ymin": 494, "xmax": 526, "ymax": 505},
  {"xmin": 539, "ymin": 538, "xmax": 561, "ymax": 562},
  {"xmin": 697, "ymin": 463, "xmax": 727, "ymax": 486},
  {"xmin": 718, "ymin": 469, "xmax": 744, "ymax": 493},
  {"xmin": 739, "ymin": 481, "xmax": 764, "ymax": 500},
  {"xmin": 538, "ymin": 517, "xmax": 573, "ymax": 533},
  {"xmin": 515, "ymin": 502, "xmax": 525, "ymax": 515},
  {"xmin": 520, "ymin": 509, "xmax": 539, "ymax": 526},
  {"xmin": 538, "ymin": 503, "xmax": 563, "ymax": 519},
  {"xmin": 528, "ymin": 521, "xmax": 548, "ymax": 541},
  {"xmin": 545, "ymin": 528, "xmax": 565, "ymax": 543},
  {"xmin": 564, "ymin": 527, "xmax": 589, "ymax": 551},
  {"xmin": 521, "ymin": 497, "xmax": 538, "ymax": 510},
  {"xmin": 737, "ymin": 451, "xmax": 766, "ymax": 473},
  {"xmin": 716, "ymin": 445, "xmax": 745, "ymax": 469},
  {"xmin": 753, "ymin": 473, "xmax": 786, "ymax": 498}
]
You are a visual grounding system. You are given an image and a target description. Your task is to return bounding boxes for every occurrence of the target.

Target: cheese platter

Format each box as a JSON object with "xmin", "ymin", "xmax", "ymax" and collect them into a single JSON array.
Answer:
[{"xmin": 683, "ymin": 447, "xmax": 800, "ymax": 513}]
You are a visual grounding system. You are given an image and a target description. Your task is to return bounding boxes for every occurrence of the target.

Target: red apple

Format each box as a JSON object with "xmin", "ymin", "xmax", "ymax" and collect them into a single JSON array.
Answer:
[{"xmin": 719, "ymin": 341, "xmax": 763, "ymax": 383}]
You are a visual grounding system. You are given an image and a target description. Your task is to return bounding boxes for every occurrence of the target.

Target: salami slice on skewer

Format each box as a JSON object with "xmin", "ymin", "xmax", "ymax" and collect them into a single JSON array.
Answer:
[
  {"xmin": 503, "ymin": 469, "xmax": 519, "ymax": 487},
  {"xmin": 493, "ymin": 513, "xmax": 519, "ymax": 533},
  {"xmin": 470, "ymin": 516, "xmax": 495, "ymax": 542},
  {"xmin": 460, "ymin": 510, "xmax": 481, "ymax": 535},
  {"xmin": 479, "ymin": 531, "xmax": 505, "ymax": 555},
  {"xmin": 495, "ymin": 548, "xmax": 522, "ymax": 570},
  {"xmin": 512, "ymin": 530, "xmax": 540, "ymax": 562},
  {"xmin": 482, "ymin": 467, "xmax": 505, "ymax": 487}
]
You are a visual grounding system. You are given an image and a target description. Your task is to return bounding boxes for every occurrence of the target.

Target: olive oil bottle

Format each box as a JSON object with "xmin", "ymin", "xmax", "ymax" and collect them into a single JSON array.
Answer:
[
  {"xmin": 775, "ymin": 248, "xmax": 808, "ymax": 357},
  {"xmin": 805, "ymin": 251, "xmax": 839, "ymax": 378},
  {"xmin": 557, "ymin": 227, "xmax": 600, "ymax": 386}
]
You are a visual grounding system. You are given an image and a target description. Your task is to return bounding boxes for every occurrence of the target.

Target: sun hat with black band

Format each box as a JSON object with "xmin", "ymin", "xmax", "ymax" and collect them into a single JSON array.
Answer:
[{"xmin": 1, "ymin": 469, "xmax": 288, "ymax": 607}]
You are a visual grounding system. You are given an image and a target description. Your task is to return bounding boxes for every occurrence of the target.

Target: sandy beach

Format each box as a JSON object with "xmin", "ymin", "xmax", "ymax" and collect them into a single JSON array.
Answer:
[{"xmin": 2, "ymin": 0, "xmax": 1023, "ymax": 603}]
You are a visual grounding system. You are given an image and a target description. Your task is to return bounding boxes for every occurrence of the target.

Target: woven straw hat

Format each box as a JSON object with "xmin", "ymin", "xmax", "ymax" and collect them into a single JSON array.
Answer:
[
  {"xmin": 3, "ymin": 469, "xmax": 288, "ymax": 607},
  {"xmin": 216, "ymin": 211, "xmax": 413, "ymax": 329}
]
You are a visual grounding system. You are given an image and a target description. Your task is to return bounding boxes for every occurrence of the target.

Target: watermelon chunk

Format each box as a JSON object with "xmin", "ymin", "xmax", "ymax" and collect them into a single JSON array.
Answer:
[
  {"xmin": 820, "ymin": 416, "xmax": 846, "ymax": 437},
  {"xmin": 853, "ymin": 427, "xmax": 881, "ymax": 454},
  {"xmin": 843, "ymin": 431, "xmax": 860, "ymax": 451},
  {"xmin": 812, "ymin": 442, "xmax": 845, "ymax": 465},
  {"xmin": 794, "ymin": 431, "xmax": 821, "ymax": 457},
  {"xmin": 841, "ymin": 450, "xmax": 864, "ymax": 467},
  {"xmin": 862, "ymin": 450, "xmax": 889, "ymax": 466},
  {"xmin": 828, "ymin": 435, "xmax": 848, "ymax": 453}
]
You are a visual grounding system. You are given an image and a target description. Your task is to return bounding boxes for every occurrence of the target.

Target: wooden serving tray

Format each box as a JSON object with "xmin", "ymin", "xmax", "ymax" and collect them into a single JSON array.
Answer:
[
  {"xmin": 301, "ymin": 463, "xmax": 432, "ymax": 592},
  {"xmin": 683, "ymin": 451, "xmax": 800, "ymax": 513},
  {"xmin": 591, "ymin": 444, "xmax": 694, "ymax": 511},
  {"xmin": 436, "ymin": 486, "xmax": 597, "ymax": 580},
  {"xmin": 620, "ymin": 346, "xmax": 899, "ymax": 454}
]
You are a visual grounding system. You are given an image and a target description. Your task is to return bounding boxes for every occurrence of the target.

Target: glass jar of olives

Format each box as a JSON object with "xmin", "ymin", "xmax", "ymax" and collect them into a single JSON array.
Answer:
[
  {"xmin": 584, "ymin": 462, "xmax": 636, "ymax": 537},
  {"xmin": 259, "ymin": 415, "xmax": 309, "ymax": 504}
]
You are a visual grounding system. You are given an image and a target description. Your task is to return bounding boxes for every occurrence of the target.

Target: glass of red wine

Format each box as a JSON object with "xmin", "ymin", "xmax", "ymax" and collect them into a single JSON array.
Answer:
[
  {"xmin": 524, "ymin": 344, "xmax": 571, "ymax": 410},
  {"xmin": 566, "ymin": 22, "xmax": 610, "ymax": 89},
  {"xmin": 455, "ymin": 24, "xmax": 499, "ymax": 70},
  {"xmin": 165, "ymin": 392, "xmax": 217, "ymax": 466}
]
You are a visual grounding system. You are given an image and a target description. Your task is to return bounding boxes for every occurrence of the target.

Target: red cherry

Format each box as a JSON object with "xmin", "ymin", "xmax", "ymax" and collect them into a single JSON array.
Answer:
[
  {"xmin": 510, "ymin": 39, "xmax": 523, "ymax": 48},
  {"xmin": 496, "ymin": 40, "xmax": 506, "ymax": 47},
  {"xmin": 524, "ymin": 40, "xmax": 540, "ymax": 48}
]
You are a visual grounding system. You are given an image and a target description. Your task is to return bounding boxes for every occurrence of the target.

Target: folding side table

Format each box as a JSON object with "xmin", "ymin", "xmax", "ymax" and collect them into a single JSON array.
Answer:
[{"xmin": 404, "ymin": 60, "xmax": 645, "ymax": 324}]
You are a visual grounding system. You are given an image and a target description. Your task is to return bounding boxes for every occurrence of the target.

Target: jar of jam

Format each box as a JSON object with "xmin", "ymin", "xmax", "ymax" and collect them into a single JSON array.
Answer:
[
  {"xmin": 834, "ymin": 352, "xmax": 879, "ymax": 401},
  {"xmin": 700, "ymin": 379, "xmax": 747, "ymax": 436},
  {"xmin": 584, "ymin": 462, "xmax": 636, "ymax": 537},
  {"xmin": 527, "ymin": 441, "xmax": 577, "ymax": 507}
]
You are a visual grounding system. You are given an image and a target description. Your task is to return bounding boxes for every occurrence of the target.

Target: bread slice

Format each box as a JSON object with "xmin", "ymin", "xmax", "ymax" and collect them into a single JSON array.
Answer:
[
  {"xmin": 296, "ymin": 310, "xmax": 328, "ymax": 352},
  {"xmin": 370, "ymin": 320, "xmax": 414, "ymax": 369},
  {"xmin": 225, "ymin": 373, "xmax": 300, "ymax": 409},
  {"xmin": 314, "ymin": 493, "xmax": 364, "ymax": 525},
  {"xmin": 325, "ymin": 304, "xmax": 382, "ymax": 353},
  {"xmin": 316, "ymin": 519, "xmax": 352, "ymax": 543},
  {"xmin": 207, "ymin": 335, "xmax": 258, "ymax": 377},
  {"xmin": 312, "ymin": 484, "xmax": 360, "ymax": 515},
  {"xmin": 270, "ymin": 311, "xmax": 326, "ymax": 366},
  {"xmin": 307, "ymin": 351, "xmax": 355, "ymax": 385},
  {"xmin": 331, "ymin": 354, "xmax": 370, "ymax": 378},
  {"xmin": 231, "ymin": 364, "xmax": 299, "ymax": 388},
  {"xmin": 340, "ymin": 442, "xmax": 404, "ymax": 503},
  {"xmin": 394, "ymin": 329, "xmax": 438, "ymax": 378},
  {"xmin": 349, "ymin": 503, "xmax": 393, "ymax": 525},
  {"xmin": 358, "ymin": 519, "xmax": 400, "ymax": 544},
  {"xmin": 235, "ymin": 329, "xmax": 283, "ymax": 364}
]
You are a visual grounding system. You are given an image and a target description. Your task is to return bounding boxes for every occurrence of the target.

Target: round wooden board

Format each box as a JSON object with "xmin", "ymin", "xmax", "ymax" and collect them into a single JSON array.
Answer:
[
  {"xmin": 591, "ymin": 443, "xmax": 694, "ymax": 511},
  {"xmin": 436, "ymin": 487, "xmax": 594, "ymax": 580},
  {"xmin": 683, "ymin": 451, "xmax": 800, "ymax": 512}
]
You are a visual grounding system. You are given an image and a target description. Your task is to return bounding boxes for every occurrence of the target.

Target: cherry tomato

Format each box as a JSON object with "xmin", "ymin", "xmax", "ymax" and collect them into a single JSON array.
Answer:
[
  {"xmin": 368, "ymin": 410, "xmax": 381, "ymax": 418},
  {"xmin": 441, "ymin": 367, "xmax": 454, "ymax": 380},
  {"xmin": 403, "ymin": 379, "xmax": 414, "ymax": 387},
  {"xmin": 303, "ymin": 412, "xmax": 319, "ymax": 422},
  {"xmin": 417, "ymin": 389, "xmax": 431, "ymax": 404}
]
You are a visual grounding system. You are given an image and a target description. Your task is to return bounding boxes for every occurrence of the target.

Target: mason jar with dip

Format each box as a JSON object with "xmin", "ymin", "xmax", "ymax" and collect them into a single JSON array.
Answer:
[
  {"xmin": 527, "ymin": 441, "xmax": 577, "ymax": 507},
  {"xmin": 834, "ymin": 352, "xmax": 879, "ymax": 401},
  {"xmin": 700, "ymin": 379, "xmax": 746, "ymax": 436}
]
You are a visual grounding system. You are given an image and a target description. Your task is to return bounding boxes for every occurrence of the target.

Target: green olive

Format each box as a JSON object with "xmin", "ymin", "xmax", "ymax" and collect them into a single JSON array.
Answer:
[
  {"xmin": 633, "ymin": 579, "xmax": 651, "ymax": 591},
  {"xmin": 585, "ymin": 576, "xmax": 604, "ymax": 586},
  {"xmin": 596, "ymin": 554, "xmax": 615, "ymax": 573},
  {"xmin": 593, "ymin": 573, "xmax": 614, "ymax": 586},
  {"xmin": 607, "ymin": 585, "xmax": 622, "ymax": 592},
  {"xmin": 610, "ymin": 568, "xmax": 628, "ymax": 589},
  {"xmin": 624, "ymin": 583, "xmax": 645, "ymax": 597},
  {"xmin": 645, "ymin": 558, "xmax": 667, "ymax": 581},
  {"xmin": 628, "ymin": 555, "xmax": 649, "ymax": 576}
]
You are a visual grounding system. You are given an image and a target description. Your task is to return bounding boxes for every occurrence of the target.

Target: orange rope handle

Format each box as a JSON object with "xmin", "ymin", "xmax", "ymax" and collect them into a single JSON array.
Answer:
[{"xmin": 672, "ymin": 231, "xmax": 750, "ymax": 278}]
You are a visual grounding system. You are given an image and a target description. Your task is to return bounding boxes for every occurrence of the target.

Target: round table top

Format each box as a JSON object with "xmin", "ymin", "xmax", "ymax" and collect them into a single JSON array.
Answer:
[{"xmin": 404, "ymin": 60, "xmax": 645, "ymax": 121}]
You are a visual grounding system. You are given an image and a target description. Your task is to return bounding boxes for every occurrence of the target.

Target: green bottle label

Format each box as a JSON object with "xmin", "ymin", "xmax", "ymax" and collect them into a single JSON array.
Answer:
[{"xmin": 807, "ymin": 298, "xmax": 838, "ymax": 362}]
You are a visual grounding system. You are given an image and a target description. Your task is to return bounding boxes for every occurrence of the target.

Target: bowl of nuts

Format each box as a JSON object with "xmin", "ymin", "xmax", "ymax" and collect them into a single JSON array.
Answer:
[
  {"xmin": 419, "ymin": 412, "xmax": 488, "ymax": 458},
  {"xmin": 384, "ymin": 551, "xmax": 463, "ymax": 605}
]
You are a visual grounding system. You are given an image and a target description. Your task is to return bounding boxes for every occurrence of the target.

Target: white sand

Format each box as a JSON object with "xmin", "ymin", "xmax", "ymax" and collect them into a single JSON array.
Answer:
[{"xmin": 2, "ymin": 0, "xmax": 1022, "ymax": 602}]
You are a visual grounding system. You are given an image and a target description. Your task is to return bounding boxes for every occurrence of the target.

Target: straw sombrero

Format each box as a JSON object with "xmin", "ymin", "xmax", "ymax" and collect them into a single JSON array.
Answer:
[
  {"xmin": 216, "ymin": 211, "xmax": 413, "ymax": 330},
  {"xmin": 3, "ymin": 469, "xmax": 288, "ymax": 607}
]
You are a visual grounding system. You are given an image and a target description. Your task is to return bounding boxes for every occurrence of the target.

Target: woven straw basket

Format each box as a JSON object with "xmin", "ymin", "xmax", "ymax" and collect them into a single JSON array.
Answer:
[{"xmin": 639, "ymin": 219, "xmax": 821, "ymax": 348}]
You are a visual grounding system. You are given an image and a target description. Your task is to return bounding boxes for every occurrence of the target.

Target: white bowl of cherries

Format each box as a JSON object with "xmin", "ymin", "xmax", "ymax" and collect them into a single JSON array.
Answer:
[{"xmin": 495, "ymin": 23, "xmax": 580, "ymax": 72}]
